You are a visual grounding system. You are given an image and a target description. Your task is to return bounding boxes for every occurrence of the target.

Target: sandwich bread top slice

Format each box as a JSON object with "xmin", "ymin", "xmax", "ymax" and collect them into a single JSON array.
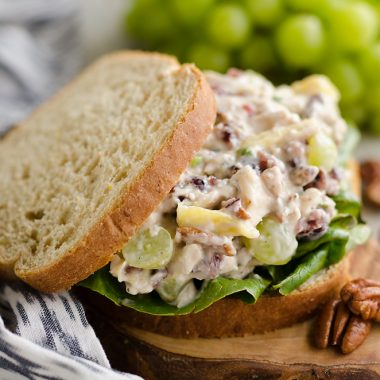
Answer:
[{"xmin": 0, "ymin": 51, "xmax": 216, "ymax": 291}]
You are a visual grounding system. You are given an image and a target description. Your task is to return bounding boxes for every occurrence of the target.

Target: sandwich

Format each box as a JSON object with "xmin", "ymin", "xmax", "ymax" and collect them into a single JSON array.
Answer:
[{"xmin": 0, "ymin": 51, "xmax": 368, "ymax": 339}]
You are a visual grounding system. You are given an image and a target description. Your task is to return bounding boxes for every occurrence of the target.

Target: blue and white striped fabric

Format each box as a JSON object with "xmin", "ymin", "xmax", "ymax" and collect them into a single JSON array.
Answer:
[
  {"xmin": 0, "ymin": 2, "xmax": 143, "ymax": 379},
  {"xmin": 0, "ymin": 0, "xmax": 82, "ymax": 136},
  {"xmin": 0, "ymin": 283, "xmax": 141, "ymax": 380}
]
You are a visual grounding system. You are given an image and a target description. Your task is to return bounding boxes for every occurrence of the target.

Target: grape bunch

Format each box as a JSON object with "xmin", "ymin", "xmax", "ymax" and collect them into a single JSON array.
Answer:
[{"xmin": 126, "ymin": 0, "xmax": 380, "ymax": 134}]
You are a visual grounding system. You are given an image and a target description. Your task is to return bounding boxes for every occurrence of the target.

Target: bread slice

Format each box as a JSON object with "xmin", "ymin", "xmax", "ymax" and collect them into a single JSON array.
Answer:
[{"xmin": 0, "ymin": 51, "xmax": 216, "ymax": 291}]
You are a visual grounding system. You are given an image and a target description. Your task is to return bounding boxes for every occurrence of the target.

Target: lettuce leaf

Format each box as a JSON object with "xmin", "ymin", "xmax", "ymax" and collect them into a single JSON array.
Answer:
[
  {"xmin": 79, "ymin": 269, "xmax": 270, "ymax": 316},
  {"xmin": 331, "ymin": 192, "xmax": 361, "ymax": 219},
  {"xmin": 273, "ymin": 246, "xmax": 329, "ymax": 295}
]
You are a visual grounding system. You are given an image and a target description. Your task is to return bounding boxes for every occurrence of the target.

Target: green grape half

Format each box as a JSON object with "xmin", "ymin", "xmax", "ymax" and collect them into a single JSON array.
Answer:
[
  {"xmin": 244, "ymin": 218, "xmax": 298, "ymax": 265},
  {"xmin": 275, "ymin": 15, "xmax": 326, "ymax": 69},
  {"xmin": 244, "ymin": 0, "xmax": 283, "ymax": 27},
  {"xmin": 322, "ymin": 59, "xmax": 364, "ymax": 104},
  {"xmin": 307, "ymin": 132, "xmax": 338, "ymax": 171},
  {"xmin": 122, "ymin": 226, "xmax": 174, "ymax": 269},
  {"xmin": 206, "ymin": 4, "xmax": 252, "ymax": 49},
  {"xmin": 239, "ymin": 36, "xmax": 276, "ymax": 72},
  {"xmin": 187, "ymin": 43, "xmax": 230, "ymax": 72},
  {"xmin": 156, "ymin": 276, "xmax": 189, "ymax": 303},
  {"xmin": 327, "ymin": 2, "xmax": 379, "ymax": 53}
]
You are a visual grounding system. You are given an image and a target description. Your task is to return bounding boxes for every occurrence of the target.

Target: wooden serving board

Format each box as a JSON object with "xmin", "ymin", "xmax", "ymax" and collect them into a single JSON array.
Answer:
[{"xmin": 85, "ymin": 241, "xmax": 380, "ymax": 380}]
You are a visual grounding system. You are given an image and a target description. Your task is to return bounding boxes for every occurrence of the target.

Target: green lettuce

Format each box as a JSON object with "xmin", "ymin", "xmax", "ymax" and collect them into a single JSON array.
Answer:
[{"xmin": 80, "ymin": 268, "xmax": 270, "ymax": 316}]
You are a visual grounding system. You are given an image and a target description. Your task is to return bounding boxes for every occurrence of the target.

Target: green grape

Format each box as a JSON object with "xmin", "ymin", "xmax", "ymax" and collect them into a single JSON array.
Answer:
[
  {"xmin": 275, "ymin": 15, "xmax": 326, "ymax": 69},
  {"xmin": 327, "ymin": 2, "xmax": 379, "ymax": 53},
  {"xmin": 365, "ymin": 85, "xmax": 380, "ymax": 113},
  {"xmin": 122, "ymin": 226, "xmax": 173, "ymax": 269},
  {"xmin": 160, "ymin": 42, "xmax": 185, "ymax": 60},
  {"xmin": 187, "ymin": 43, "xmax": 230, "ymax": 72},
  {"xmin": 322, "ymin": 59, "xmax": 364, "ymax": 104},
  {"xmin": 285, "ymin": 0, "xmax": 344, "ymax": 15},
  {"xmin": 170, "ymin": 0, "xmax": 215, "ymax": 26},
  {"xmin": 125, "ymin": 0, "xmax": 177, "ymax": 44},
  {"xmin": 244, "ymin": 218, "xmax": 298, "ymax": 265},
  {"xmin": 369, "ymin": 112, "xmax": 380, "ymax": 135},
  {"xmin": 206, "ymin": 4, "xmax": 252, "ymax": 49},
  {"xmin": 239, "ymin": 36, "xmax": 276, "ymax": 72},
  {"xmin": 307, "ymin": 132, "xmax": 338, "ymax": 171},
  {"xmin": 244, "ymin": 0, "xmax": 283, "ymax": 27},
  {"xmin": 341, "ymin": 102, "xmax": 366, "ymax": 125},
  {"xmin": 156, "ymin": 276, "xmax": 189, "ymax": 303},
  {"xmin": 359, "ymin": 43, "xmax": 380, "ymax": 84}
]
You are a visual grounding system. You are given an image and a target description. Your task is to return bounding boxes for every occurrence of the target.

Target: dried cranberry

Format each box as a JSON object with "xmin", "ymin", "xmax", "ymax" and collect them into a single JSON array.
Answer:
[
  {"xmin": 222, "ymin": 128, "xmax": 233, "ymax": 143},
  {"xmin": 208, "ymin": 176, "xmax": 217, "ymax": 186},
  {"xmin": 296, "ymin": 210, "xmax": 328, "ymax": 242},
  {"xmin": 191, "ymin": 177, "xmax": 206, "ymax": 191}
]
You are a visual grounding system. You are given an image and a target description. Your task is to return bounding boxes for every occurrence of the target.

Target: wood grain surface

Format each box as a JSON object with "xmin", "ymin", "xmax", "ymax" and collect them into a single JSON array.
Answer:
[{"xmin": 84, "ymin": 240, "xmax": 380, "ymax": 380}]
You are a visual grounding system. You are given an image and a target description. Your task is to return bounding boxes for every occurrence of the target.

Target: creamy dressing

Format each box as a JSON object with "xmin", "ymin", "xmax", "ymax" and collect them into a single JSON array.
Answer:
[{"xmin": 110, "ymin": 70, "xmax": 348, "ymax": 307}]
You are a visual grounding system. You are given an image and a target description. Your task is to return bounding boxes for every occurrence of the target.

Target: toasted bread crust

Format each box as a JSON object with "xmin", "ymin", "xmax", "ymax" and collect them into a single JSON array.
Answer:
[{"xmin": 16, "ymin": 52, "xmax": 216, "ymax": 291}]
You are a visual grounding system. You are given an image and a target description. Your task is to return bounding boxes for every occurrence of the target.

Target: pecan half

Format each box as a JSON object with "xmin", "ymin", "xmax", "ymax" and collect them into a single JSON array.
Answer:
[
  {"xmin": 314, "ymin": 299, "xmax": 340, "ymax": 349},
  {"xmin": 314, "ymin": 278, "xmax": 379, "ymax": 354},
  {"xmin": 360, "ymin": 160, "xmax": 380, "ymax": 206},
  {"xmin": 341, "ymin": 316, "xmax": 372, "ymax": 354},
  {"xmin": 341, "ymin": 278, "xmax": 380, "ymax": 322},
  {"xmin": 331, "ymin": 302, "xmax": 351, "ymax": 346},
  {"xmin": 314, "ymin": 298, "xmax": 373, "ymax": 354}
]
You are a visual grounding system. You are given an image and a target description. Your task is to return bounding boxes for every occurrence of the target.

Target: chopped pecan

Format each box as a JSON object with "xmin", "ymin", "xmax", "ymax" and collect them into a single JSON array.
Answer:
[
  {"xmin": 341, "ymin": 278, "xmax": 380, "ymax": 322},
  {"xmin": 222, "ymin": 198, "xmax": 251, "ymax": 220},
  {"xmin": 341, "ymin": 316, "xmax": 372, "ymax": 354},
  {"xmin": 290, "ymin": 165, "xmax": 319, "ymax": 187},
  {"xmin": 177, "ymin": 227, "xmax": 236, "ymax": 256}
]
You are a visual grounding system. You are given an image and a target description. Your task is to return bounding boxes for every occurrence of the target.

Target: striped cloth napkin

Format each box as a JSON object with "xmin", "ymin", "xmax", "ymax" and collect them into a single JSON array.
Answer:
[
  {"xmin": 0, "ymin": 1, "xmax": 142, "ymax": 378},
  {"xmin": 0, "ymin": 283, "xmax": 141, "ymax": 380},
  {"xmin": 0, "ymin": 0, "xmax": 81, "ymax": 135}
]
